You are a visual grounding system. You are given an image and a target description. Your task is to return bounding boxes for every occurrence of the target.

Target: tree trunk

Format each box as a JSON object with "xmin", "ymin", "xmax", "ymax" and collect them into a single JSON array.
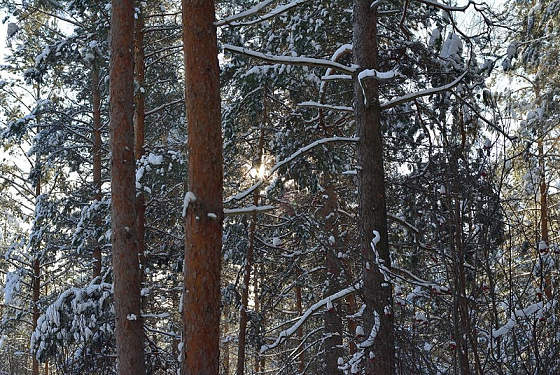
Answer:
[
  {"xmin": 92, "ymin": 56, "xmax": 102, "ymax": 280},
  {"xmin": 181, "ymin": 0, "xmax": 223, "ymax": 373},
  {"xmin": 32, "ymin": 105, "xmax": 42, "ymax": 375},
  {"xmin": 134, "ymin": 8, "xmax": 147, "ymax": 296},
  {"xmin": 109, "ymin": 0, "xmax": 146, "ymax": 373},
  {"xmin": 353, "ymin": 1, "xmax": 394, "ymax": 372},
  {"xmin": 32, "ymin": 256, "xmax": 40, "ymax": 375},
  {"xmin": 322, "ymin": 185, "xmax": 343, "ymax": 375},
  {"xmin": 538, "ymin": 141, "xmax": 552, "ymax": 300},
  {"xmin": 237, "ymin": 95, "xmax": 265, "ymax": 375}
]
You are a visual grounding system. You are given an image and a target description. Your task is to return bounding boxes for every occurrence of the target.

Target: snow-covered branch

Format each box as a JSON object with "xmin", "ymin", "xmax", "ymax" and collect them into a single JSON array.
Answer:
[
  {"xmin": 215, "ymin": 0, "xmax": 275, "ymax": 26},
  {"xmin": 224, "ymin": 137, "xmax": 358, "ymax": 203},
  {"xmin": 380, "ymin": 70, "xmax": 468, "ymax": 110},
  {"xmin": 260, "ymin": 282, "xmax": 362, "ymax": 353},
  {"xmin": 224, "ymin": 180, "xmax": 263, "ymax": 204},
  {"xmin": 223, "ymin": 44, "xmax": 357, "ymax": 75},
  {"xmin": 217, "ymin": 0, "xmax": 310, "ymax": 27},
  {"xmin": 357, "ymin": 311, "xmax": 380, "ymax": 348},
  {"xmin": 224, "ymin": 205, "xmax": 276, "ymax": 216},
  {"xmin": 413, "ymin": 0, "xmax": 474, "ymax": 12},
  {"xmin": 268, "ymin": 137, "xmax": 358, "ymax": 176},
  {"xmin": 297, "ymin": 101, "xmax": 353, "ymax": 112}
]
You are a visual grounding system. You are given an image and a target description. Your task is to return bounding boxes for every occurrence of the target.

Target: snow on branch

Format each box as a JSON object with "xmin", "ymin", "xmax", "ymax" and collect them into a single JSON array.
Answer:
[
  {"xmin": 217, "ymin": 0, "xmax": 310, "ymax": 27},
  {"xmin": 297, "ymin": 101, "xmax": 353, "ymax": 112},
  {"xmin": 224, "ymin": 205, "xmax": 276, "ymax": 216},
  {"xmin": 215, "ymin": 0, "xmax": 275, "ymax": 26},
  {"xmin": 224, "ymin": 137, "xmax": 358, "ymax": 203},
  {"xmin": 260, "ymin": 282, "xmax": 362, "ymax": 353},
  {"xmin": 413, "ymin": 0, "xmax": 474, "ymax": 12},
  {"xmin": 492, "ymin": 300, "xmax": 556, "ymax": 340},
  {"xmin": 380, "ymin": 70, "xmax": 468, "ymax": 110},
  {"xmin": 357, "ymin": 311, "xmax": 380, "ymax": 348},
  {"xmin": 224, "ymin": 180, "xmax": 263, "ymax": 204},
  {"xmin": 268, "ymin": 137, "xmax": 358, "ymax": 176},
  {"xmin": 223, "ymin": 44, "xmax": 357, "ymax": 75},
  {"xmin": 387, "ymin": 213, "xmax": 420, "ymax": 234},
  {"xmin": 321, "ymin": 74, "xmax": 352, "ymax": 81}
]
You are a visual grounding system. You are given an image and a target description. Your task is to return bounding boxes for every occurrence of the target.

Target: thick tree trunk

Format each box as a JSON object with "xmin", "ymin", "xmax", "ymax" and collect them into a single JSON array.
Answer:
[
  {"xmin": 92, "ymin": 58, "xmax": 102, "ymax": 280},
  {"xmin": 109, "ymin": 0, "xmax": 146, "ymax": 373},
  {"xmin": 353, "ymin": 1, "xmax": 394, "ymax": 373},
  {"xmin": 134, "ymin": 9, "xmax": 147, "ymax": 293},
  {"xmin": 181, "ymin": 0, "xmax": 223, "ymax": 374}
]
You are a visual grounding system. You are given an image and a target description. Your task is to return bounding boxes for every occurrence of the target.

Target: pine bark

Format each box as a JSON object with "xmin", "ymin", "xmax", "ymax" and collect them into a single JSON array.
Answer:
[
  {"xmin": 134, "ymin": 10, "xmax": 146, "ymax": 290},
  {"xmin": 353, "ymin": 1, "xmax": 394, "ymax": 372},
  {"xmin": 181, "ymin": 0, "xmax": 223, "ymax": 374},
  {"xmin": 109, "ymin": 0, "xmax": 146, "ymax": 373}
]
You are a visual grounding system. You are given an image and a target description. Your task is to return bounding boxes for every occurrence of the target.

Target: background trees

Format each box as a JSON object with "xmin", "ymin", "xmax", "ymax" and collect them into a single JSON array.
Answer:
[{"xmin": 0, "ymin": 0, "xmax": 558, "ymax": 374}]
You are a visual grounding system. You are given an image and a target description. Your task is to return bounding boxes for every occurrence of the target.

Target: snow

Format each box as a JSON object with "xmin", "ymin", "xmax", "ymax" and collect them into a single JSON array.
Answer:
[
  {"xmin": 381, "ymin": 70, "xmax": 468, "ymax": 110},
  {"xmin": 224, "ymin": 205, "xmax": 275, "ymax": 216},
  {"xmin": 261, "ymin": 281, "xmax": 362, "ymax": 353},
  {"xmin": 220, "ymin": 0, "xmax": 311, "ymax": 27},
  {"xmin": 182, "ymin": 191, "xmax": 197, "ymax": 218},
  {"xmin": 224, "ymin": 44, "xmax": 356, "ymax": 75},
  {"xmin": 297, "ymin": 101, "xmax": 353, "ymax": 112},
  {"xmin": 371, "ymin": 230, "xmax": 381, "ymax": 248},
  {"xmin": 357, "ymin": 311, "xmax": 380, "ymax": 348},
  {"xmin": 7, "ymin": 23, "xmax": 18, "ymax": 38},
  {"xmin": 331, "ymin": 44, "xmax": 352, "ymax": 61},
  {"xmin": 3, "ymin": 271, "xmax": 21, "ymax": 305},
  {"xmin": 440, "ymin": 33, "xmax": 463, "ymax": 61},
  {"xmin": 428, "ymin": 27, "xmax": 441, "ymax": 47},
  {"xmin": 358, "ymin": 68, "xmax": 400, "ymax": 82},
  {"xmin": 147, "ymin": 153, "xmax": 163, "ymax": 165}
]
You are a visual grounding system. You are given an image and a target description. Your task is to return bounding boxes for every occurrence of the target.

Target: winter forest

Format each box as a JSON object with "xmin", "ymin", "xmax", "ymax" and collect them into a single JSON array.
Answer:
[{"xmin": 0, "ymin": 0, "xmax": 558, "ymax": 374}]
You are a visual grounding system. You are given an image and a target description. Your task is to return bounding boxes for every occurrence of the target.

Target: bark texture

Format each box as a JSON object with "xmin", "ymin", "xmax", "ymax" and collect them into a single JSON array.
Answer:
[
  {"xmin": 353, "ymin": 1, "xmax": 395, "ymax": 373},
  {"xmin": 109, "ymin": 0, "xmax": 146, "ymax": 373},
  {"xmin": 181, "ymin": 0, "xmax": 223, "ymax": 374},
  {"xmin": 134, "ymin": 10, "xmax": 146, "ymax": 291}
]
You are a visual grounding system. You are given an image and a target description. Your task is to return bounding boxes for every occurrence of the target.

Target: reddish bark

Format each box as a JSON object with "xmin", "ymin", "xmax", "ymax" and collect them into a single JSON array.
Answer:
[
  {"xmin": 134, "ymin": 10, "xmax": 146, "ymax": 287},
  {"xmin": 109, "ymin": 0, "xmax": 146, "ymax": 373},
  {"xmin": 181, "ymin": 0, "xmax": 223, "ymax": 374},
  {"xmin": 353, "ymin": 1, "xmax": 395, "ymax": 373}
]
